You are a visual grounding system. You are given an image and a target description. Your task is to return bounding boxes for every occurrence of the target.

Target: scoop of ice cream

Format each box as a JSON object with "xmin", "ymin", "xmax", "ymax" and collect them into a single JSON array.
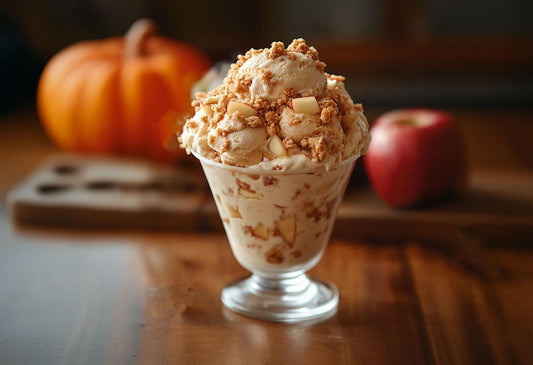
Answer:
[
  {"xmin": 233, "ymin": 49, "xmax": 327, "ymax": 102},
  {"xmin": 326, "ymin": 77, "xmax": 370, "ymax": 161},
  {"xmin": 179, "ymin": 39, "xmax": 370, "ymax": 170},
  {"xmin": 207, "ymin": 115, "xmax": 267, "ymax": 166}
]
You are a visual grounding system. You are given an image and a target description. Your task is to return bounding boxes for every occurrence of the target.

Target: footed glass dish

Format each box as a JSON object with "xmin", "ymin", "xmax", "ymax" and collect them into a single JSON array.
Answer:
[{"xmin": 194, "ymin": 152, "xmax": 358, "ymax": 322}]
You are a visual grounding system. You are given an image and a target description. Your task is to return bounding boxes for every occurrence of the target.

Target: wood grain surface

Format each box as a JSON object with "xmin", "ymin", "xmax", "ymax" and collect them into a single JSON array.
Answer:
[{"xmin": 1, "ymin": 108, "xmax": 533, "ymax": 364}]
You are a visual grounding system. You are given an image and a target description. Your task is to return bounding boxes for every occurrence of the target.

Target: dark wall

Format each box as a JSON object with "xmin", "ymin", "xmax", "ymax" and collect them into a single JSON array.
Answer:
[{"xmin": 1, "ymin": 0, "xmax": 532, "ymax": 112}]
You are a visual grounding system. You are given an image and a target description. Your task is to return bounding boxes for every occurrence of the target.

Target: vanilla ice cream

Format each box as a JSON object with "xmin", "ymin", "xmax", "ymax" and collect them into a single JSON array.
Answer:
[
  {"xmin": 180, "ymin": 39, "xmax": 369, "ymax": 171},
  {"xmin": 180, "ymin": 39, "xmax": 369, "ymax": 273}
]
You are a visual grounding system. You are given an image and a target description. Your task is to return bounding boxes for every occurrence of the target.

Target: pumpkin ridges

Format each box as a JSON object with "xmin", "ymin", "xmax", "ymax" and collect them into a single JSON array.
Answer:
[
  {"xmin": 145, "ymin": 71, "xmax": 178, "ymax": 160},
  {"xmin": 38, "ymin": 40, "xmax": 122, "ymax": 129},
  {"xmin": 39, "ymin": 41, "xmax": 115, "ymax": 101},
  {"xmin": 166, "ymin": 43, "xmax": 211, "ymax": 110},
  {"xmin": 132, "ymin": 68, "xmax": 175, "ymax": 160},
  {"xmin": 41, "ymin": 42, "xmax": 101, "ymax": 78},
  {"xmin": 146, "ymin": 55, "xmax": 188, "ymax": 113},
  {"xmin": 107, "ymin": 63, "xmax": 124, "ymax": 154},
  {"xmin": 78, "ymin": 60, "xmax": 121, "ymax": 152},
  {"xmin": 45, "ymin": 61, "xmax": 98, "ymax": 150},
  {"xmin": 124, "ymin": 39, "xmax": 209, "ymax": 159},
  {"xmin": 120, "ymin": 59, "xmax": 166, "ymax": 156},
  {"xmin": 109, "ymin": 61, "xmax": 126, "ymax": 155},
  {"xmin": 146, "ymin": 38, "xmax": 211, "ymax": 78},
  {"xmin": 148, "ymin": 48, "xmax": 209, "ymax": 113},
  {"xmin": 119, "ymin": 59, "xmax": 143, "ymax": 154},
  {"xmin": 37, "ymin": 44, "xmax": 102, "ymax": 146},
  {"xmin": 37, "ymin": 20, "xmax": 212, "ymax": 161},
  {"xmin": 147, "ymin": 57, "xmax": 193, "ymax": 160}
]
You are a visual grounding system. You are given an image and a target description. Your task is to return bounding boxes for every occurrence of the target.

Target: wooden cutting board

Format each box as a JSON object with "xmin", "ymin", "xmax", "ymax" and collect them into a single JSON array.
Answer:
[
  {"xmin": 7, "ymin": 154, "xmax": 213, "ymax": 231},
  {"xmin": 7, "ymin": 154, "xmax": 533, "ymax": 244}
]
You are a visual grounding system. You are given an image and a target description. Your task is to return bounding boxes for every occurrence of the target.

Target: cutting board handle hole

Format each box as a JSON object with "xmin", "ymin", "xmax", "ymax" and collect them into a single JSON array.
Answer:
[
  {"xmin": 85, "ymin": 181, "xmax": 118, "ymax": 190},
  {"xmin": 53, "ymin": 165, "xmax": 78, "ymax": 175},
  {"xmin": 37, "ymin": 184, "xmax": 71, "ymax": 194}
]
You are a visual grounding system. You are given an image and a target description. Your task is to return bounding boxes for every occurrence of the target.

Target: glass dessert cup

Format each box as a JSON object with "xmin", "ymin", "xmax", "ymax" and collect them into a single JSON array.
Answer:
[{"xmin": 194, "ymin": 152, "xmax": 359, "ymax": 323}]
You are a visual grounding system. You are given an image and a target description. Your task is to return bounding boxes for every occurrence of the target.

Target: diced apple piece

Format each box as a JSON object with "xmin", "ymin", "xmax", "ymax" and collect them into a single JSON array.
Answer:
[
  {"xmin": 201, "ymin": 105, "xmax": 213, "ymax": 115},
  {"xmin": 277, "ymin": 216, "xmax": 295, "ymax": 244},
  {"xmin": 227, "ymin": 101, "xmax": 257, "ymax": 117},
  {"xmin": 268, "ymin": 135, "xmax": 287, "ymax": 157},
  {"xmin": 292, "ymin": 96, "xmax": 320, "ymax": 115},
  {"xmin": 204, "ymin": 96, "xmax": 218, "ymax": 104},
  {"xmin": 227, "ymin": 205, "xmax": 242, "ymax": 218},
  {"xmin": 304, "ymin": 206, "xmax": 316, "ymax": 215},
  {"xmin": 252, "ymin": 223, "xmax": 270, "ymax": 240},
  {"xmin": 266, "ymin": 246, "xmax": 284, "ymax": 264},
  {"xmin": 238, "ymin": 189, "xmax": 263, "ymax": 199}
]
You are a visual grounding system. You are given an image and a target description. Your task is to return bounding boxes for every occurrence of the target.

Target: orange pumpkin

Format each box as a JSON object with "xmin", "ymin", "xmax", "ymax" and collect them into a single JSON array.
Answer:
[{"xmin": 37, "ymin": 19, "xmax": 211, "ymax": 161}]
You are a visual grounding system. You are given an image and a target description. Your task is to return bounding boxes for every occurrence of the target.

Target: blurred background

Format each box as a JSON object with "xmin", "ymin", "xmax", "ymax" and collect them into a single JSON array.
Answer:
[
  {"xmin": 1, "ymin": 5, "xmax": 533, "ymax": 359},
  {"xmin": 1, "ymin": 0, "xmax": 532, "ymax": 115}
]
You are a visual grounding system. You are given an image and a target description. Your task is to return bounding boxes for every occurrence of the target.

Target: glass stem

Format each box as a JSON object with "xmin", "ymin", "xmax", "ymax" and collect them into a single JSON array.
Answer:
[{"xmin": 250, "ymin": 271, "xmax": 311, "ymax": 293}]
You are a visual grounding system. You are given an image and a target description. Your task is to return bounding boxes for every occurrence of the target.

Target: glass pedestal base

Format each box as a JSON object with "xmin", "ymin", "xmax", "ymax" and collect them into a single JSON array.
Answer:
[{"xmin": 221, "ymin": 272, "xmax": 338, "ymax": 323}]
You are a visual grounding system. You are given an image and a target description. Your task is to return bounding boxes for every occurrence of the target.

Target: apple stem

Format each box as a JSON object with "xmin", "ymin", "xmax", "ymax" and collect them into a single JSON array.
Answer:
[{"xmin": 124, "ymin": 18, "xmax": 157, "ymax": 59}]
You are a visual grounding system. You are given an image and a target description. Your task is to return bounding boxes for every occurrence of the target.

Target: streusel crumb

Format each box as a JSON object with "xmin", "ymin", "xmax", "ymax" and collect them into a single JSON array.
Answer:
[{"xmin": 179, "ymin": 38, "xmax": 369, "ymax": 169}]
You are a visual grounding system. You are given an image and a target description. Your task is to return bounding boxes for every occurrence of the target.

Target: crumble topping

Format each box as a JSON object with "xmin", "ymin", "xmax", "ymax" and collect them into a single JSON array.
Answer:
[{"xmin": 180, "ymin": 38, "xmax": 370, "ymax": 168}]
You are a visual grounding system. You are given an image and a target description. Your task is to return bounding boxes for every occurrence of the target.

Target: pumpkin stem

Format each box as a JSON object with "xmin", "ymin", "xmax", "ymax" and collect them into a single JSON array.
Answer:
[{"xmin": 124, "ymin": 18, "xmax": 157, "ymax": 58}]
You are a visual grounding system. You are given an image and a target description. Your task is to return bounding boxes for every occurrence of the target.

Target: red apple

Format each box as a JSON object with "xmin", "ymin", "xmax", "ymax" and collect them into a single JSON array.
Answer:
[{"xmin": 364, "ymin": 108, "xmax": 466, "ymax": 208}]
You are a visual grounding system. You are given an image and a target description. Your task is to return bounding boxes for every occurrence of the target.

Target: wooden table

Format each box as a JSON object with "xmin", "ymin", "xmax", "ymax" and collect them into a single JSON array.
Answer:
[{"xmin": 1, "ymin": 108, "xmax": 532, "ymax": 364}]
